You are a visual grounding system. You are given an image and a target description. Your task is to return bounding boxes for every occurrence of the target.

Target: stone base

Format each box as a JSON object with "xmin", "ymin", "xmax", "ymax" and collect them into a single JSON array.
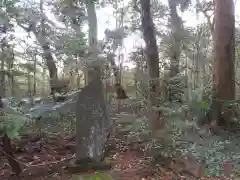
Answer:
[{"xmin": 67, "ymin": 157, "xmax": 111, "ymax": 174}]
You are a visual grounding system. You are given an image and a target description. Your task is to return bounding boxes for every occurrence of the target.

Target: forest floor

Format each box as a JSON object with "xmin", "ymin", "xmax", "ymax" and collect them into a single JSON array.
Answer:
[{"xmin": 0, "ymin": 109, "xmax": 235, "ymax": 180}]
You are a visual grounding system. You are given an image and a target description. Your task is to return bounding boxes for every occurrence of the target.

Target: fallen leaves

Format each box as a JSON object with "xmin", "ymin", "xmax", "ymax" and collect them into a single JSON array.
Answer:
[
  {"xmin": 0, "ymin": 118, "xmax": 234, "ymax": 180},
  {"xmin": 0, "ymin": 134, "xmax": 75, "ymax": 180},
  {"xmin": 107, "ymin": 118, "xmax": 231, "ymax": 180}
]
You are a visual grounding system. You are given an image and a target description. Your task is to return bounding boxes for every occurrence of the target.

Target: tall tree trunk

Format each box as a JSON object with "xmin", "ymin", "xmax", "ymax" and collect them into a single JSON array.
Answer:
[
  {"xmin": 195, "ymin": 0, "xmax": 216, "ymax": 105},
  {"xmin": 75, "ymin": 0, "xmax": 98, "ymax": 162},
  {"xmin": 108, "ymin": 55, "xmax": 121, "ymax": 84},
  {"xmin": 69, "ymin": 71, "xmax": 74, "ymax": 89},
  {"xmin": 16, "ymin": 0, "xmax": 59, "ymax": 96},
  {"xmin": 113, "ymin": 2, "xmax": 124, "ymax": 87},
  {"xmin": 1, "ymin": 41, "xmax": 6, "ymax": 97},
  {"xmin": 140, "ymin": 0, "xmax": 159, "ymax": 106},
  {"xmin": 85, "ymin": 0, "xmax": 99, "ymax": 84},
  {"xmin": 211, "ymin": 0, "xmax": 235, "ymax": 125},
  {"xmin": 75, "ymin": 59, "xmax": 81, "ymax": 89},
  {"xmin": 168, "ymin": 0, "xmax": 182, "ymax": 102},
  {"xmin": 86, "ymin": 0, "xmax": 97, "ymax": 47},
  {"xmin": 10, "ymin": 49, "xmax": 15, "ymax": 96},
  {"xmin": 18, "ymin": 0, "xmax": 58, "ymax": 96},
  {"xmin": 33, "ymin": 54, "xmax": 37, "ymax": 96},
  {"xmin": 39, "ymin": 0, "xmax": 58, "ymax": 97},
  {"xmin": 40, "ymin": 45, "xmax": 58, "ymax": 83},
  {"xmin": 108, "ymin": 55, "xmax": 127, "ymax": 99},
  {"xmin": 140, "ymin": 0, "xmax": 163, "ymax": 133},
  {"xmin": 39, "ymin": 39, "xmax": 58, "ymax": 95},
  {"xmin": 42, "ymin": 64, "xmax": 46, "ymax": 96},
  {"xmin": 27, "ymin": 71, "xmax": 30, "ymax": 93},
  {"xmin": 11, "ymin": 76, "xmax": 14, "ymax": 96},
  {"xmin": 74, "ymin": 54, "xmax": 81, "ymax": 88},
  {"xmin": 0, "ymin": 60, "xmax": 5, "ymax": 97}
]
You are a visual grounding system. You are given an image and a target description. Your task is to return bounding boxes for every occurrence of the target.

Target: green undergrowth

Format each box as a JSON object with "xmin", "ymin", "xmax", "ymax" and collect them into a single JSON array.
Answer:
[{"xmin": 117, "ymin": 98, "xmax": 240, "ymax": 177}]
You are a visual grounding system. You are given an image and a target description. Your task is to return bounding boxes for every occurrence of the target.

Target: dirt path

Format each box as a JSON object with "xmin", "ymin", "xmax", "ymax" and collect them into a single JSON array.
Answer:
[
  {"xmin": 106, "ymin": 112, "xmax": 178, "ymax": 180},
  {"xmin": 108, "ymin": 135, "xmax": 176, "ymax": 180}
]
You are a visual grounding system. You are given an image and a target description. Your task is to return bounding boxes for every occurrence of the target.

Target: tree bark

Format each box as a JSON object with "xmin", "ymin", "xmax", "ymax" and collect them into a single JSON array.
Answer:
[
  {"xmin": 27, "ymin": 71, "xmax": 31, "ymax": 94},
  {"xmin": 168, "ymin": 0, "xmax": 182, "ymax": 102},
  {"xmin": 1, "ymin": 39, "xmax": 6, "ymax": 97},
  {"xmin": 33, "ymin": 53, "xmax": 37, "ymax": 96},
  {"xmin": 10, "ymin": 48, "xmax": 15, "ymax": 96},
  {"xmin": 40, "ymin": 39, "xmax": 58, "ymax": 94},
  {"xmin": 40, "ymin": 0, "xmax": 58, "ymax": 97},
  {"xmin": 140, "ymin": 0, "xmax": 163, "ymax": 133},
  {"xmin": 85, "ymin": 0, "xmax": 99, "ymax": 84},
  {"xmin": 41, "ymin": 64, "xmax": 46, "ymax": 96},
  {"xmin": 212, "ymin": 0, "xmax": 235, "ymax": 125},
  {"xmin": 140, "ymin": 0, "xmax": 160, "ymax": 106}
]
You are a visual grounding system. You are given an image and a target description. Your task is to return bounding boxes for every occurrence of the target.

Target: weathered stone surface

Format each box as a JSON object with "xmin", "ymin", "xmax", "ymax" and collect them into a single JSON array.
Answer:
[{"xmin": 75, "ymin": 76, "xmax": 110, "ymax": 164}]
